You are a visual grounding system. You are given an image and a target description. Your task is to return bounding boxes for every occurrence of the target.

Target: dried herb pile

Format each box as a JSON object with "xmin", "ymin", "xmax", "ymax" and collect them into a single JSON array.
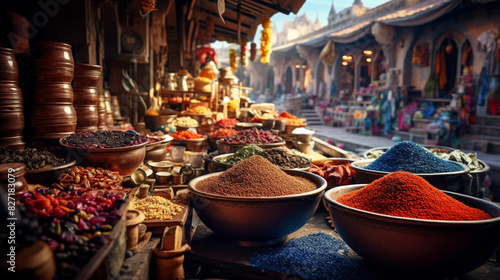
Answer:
[
  {"xmin": 218, "ymin": 127, "xmax": 283, "ymax": 145},
  {"xmin": 0, "ymin": 147, "xmax": 66, "ymax": 170},
  {"xmin": 61, "ymin": 130, "xmax": 148, "ymax": 149}
]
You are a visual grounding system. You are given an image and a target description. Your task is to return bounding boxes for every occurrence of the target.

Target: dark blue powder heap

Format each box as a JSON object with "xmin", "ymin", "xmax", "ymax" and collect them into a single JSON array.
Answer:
[
  {"xmin": 364, "ymin": 141, "xmax": 463, "ymax": 173},
  {"xmin": 249, "ymin": 232, "xmax": 375, "ymax": 280}
]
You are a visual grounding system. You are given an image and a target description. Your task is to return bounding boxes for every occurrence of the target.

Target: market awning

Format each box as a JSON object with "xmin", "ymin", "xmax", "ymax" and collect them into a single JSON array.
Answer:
[
  {"xmin": 327, "ymin": 20, "xmax": 373, "ymax": 44},
  {"xmin": 272, "ymin": 28, "xmax": 332, "ymax": 53},
  {"xmin": 376, "ymin": 0, "xmax": 460, "ymax": 27},
  {"xmin": 189, "ymin": 0, "xmax": 305, "ymax": 44}
]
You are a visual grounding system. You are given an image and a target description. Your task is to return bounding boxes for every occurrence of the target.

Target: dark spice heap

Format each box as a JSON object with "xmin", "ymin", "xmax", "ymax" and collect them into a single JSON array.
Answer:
[
  {"xmin": 250, "ymin": 232, "xmax": 374, "ymax": 280},
  {"xmin": 218, "ymin": 127, "xmax": 283, "ymax": 144},
  {"xmin": 196, "ymin": 155, "xmax": 316, "ymax": 197},
  {"xmin": 364, "ymin": 141, "xmax": 462, "ymax": 173},
  {"xmin": 61, "ymin": 130, "xmax": 148, "ymax": 148},
  {"xmin": 257, "ymin": 148, "xmax": 310, "ymax": 169},
  {"xmin": 338, "ymin": 171, "xmax": 492, "ymax": 221},
  {"xmin": 0, "ymin": 147, "xmax": 66, "ymax": 170}
]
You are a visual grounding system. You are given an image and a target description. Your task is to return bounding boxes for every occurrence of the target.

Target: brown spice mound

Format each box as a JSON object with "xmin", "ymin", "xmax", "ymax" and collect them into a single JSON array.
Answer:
[
  {"xmin": 196, "ymin": 155, "xmax": 316, "ymax": 197},
  {"xmin": 337, "ymin": 171, "xmax": 492, "ymax": 221}
]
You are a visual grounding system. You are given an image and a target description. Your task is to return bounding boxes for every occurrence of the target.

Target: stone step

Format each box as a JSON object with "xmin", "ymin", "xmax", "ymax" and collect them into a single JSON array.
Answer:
[
  {"xmin": 466, "ymin": 124, "xmax": 500, "ymax": 137},
  {"xmin": 459, "ymin": 134, "xmax": 500, "ymax": 154},
  {"xmin": 473, "ymin": 114, "xmax": 500, "ymax": 126}
]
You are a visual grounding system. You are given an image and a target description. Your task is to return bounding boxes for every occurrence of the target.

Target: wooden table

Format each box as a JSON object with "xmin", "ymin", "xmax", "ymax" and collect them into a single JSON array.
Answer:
[
  {"xmin": 159, "ymin": 89, "xmax": 212, "ymax": 111},
  {"xmin": 184, "ymin": 211, "xmax": 500, "ymax": 280}
]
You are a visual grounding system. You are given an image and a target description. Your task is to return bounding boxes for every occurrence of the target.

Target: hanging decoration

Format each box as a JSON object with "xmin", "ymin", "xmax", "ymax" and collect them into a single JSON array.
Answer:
[
  {"xmin": 196, "ymin": 46, "xmax": 217, "ymax": 65},
  {"xmin": 140, "ymin": 0, "xmax": 157, "ymax": 18},
  {"xmin": 230, "ymin": 48, "xmax": 238, "ymax": 72},
  {"xmin": 240, "ymin": 40, "xmax": 247, "ymax": 67},
  {"xmin": 260, "ymin": 15, "xmax": 272, "ymax": 64},
  {"xmin": 250, "ymin": 42, "xmax": 257, "ymax": 62}
]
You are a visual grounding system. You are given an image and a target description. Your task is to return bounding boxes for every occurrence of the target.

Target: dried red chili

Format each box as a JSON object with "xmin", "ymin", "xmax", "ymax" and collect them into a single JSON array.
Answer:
[
  {"xmin": 209, "ymin": 128, "xmax": 238, "ymax": 138},
  {"xmin": 218, "ymin": 127, "xmax": 283, "ymax": 144},
  {"xmin": 214, "ymin": 118, "xmax": 239, "ymax": 127},
  {"xmin": 170, "ymin": 130, "xmax": 203, "ymax": 140},
  {"xmin": 337, "ymin": 171, "xmax": 491, "ymax": 221},
  {"xmin": 309, "ymin": 161, "xmax": 353, "ymax": 186}
]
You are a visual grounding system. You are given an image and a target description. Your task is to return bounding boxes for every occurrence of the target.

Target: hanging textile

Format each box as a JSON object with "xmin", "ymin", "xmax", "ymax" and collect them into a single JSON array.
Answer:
[
  {"xmin": 436, "ymin": 46, "xmax": 447, "ymax": 90},
  {"xmin": 478, "ymin": 66, "xmax": 489, "ymax": 106},
  {"xmin": 412, "ymin": 45, "xmax": 421, "ymax": 65},
  {"xmin": 461, "ymin": 42, "xmax": 473, "ymax": 67}
]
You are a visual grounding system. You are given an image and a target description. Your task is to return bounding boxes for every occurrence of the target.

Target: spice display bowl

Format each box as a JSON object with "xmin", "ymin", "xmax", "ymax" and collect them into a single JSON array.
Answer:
[
  {"xmin": 235, "ymin": 122, "xmax": 263, "ymax": 131},
  {"xmin": 144, "ymin": 114, "xmax": 177, "ymax": 131},
  {"xmin": 188, "ymin": 170, "xmax": 327, "ymax": 246},
  {"xmin": 144, "ymin": 136, "xmax": 172, "ymax": 163},
  {"xmin": 147, "ymin": 161, "xmax": 174, "ymax": 174},
  {"xmin": 350, "ymin": 159, "xmax": 471, "ymax": 195},
  {"xmin": 175, "ymin": 124, "xmax": 199, "ymax": 132},
  {"xmin": 25, "ymin": 160, "xmax": 77, "ymax": 186},
  {"xmin": 171, "ymin": 138, "xmax": 206, "ymax": 152},
  {"xmin": 324, "ymin": 184, "xmax": 500, "ymax": 277},
  {"xmin": 284, "ymin": 123, "xmax": 307, "ymax": 135},
  {"xmin": 184, "ymin": 112, "xmax": 213, "ymax": 123},
  {"xmin": 216, "ymin": 140, "xmax": 286, "ymax": 154},
  {"xmin": 59, "ymin": 139, "xmax": 148, "ymax": 176}
]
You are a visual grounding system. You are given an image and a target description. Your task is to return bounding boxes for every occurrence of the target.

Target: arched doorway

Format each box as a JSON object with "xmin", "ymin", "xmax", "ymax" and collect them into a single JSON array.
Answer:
[{"xmin": 436, "ymin": 37, "xmax": 458, "ymax": 97}]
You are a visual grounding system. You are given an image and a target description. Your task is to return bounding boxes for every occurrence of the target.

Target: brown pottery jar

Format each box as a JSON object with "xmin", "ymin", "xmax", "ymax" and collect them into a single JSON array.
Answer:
[
  {"xmin": 0, "ymin": 163, "xmax": 28, "ymax": 194},
  {"xmin": 73, "ymin": 63, "xmax": 102, "ymax": 87},
  {"xmin": 0, "ymin": 47, "xmax": 19, "ymax": 82},
  {"xmin": 33, "ymin": 82, "xmax": 73, "ymax": 104}
]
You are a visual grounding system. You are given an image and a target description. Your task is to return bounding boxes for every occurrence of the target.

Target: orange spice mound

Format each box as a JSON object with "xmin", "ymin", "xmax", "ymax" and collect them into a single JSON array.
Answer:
[
  {"xmin": 196, "ymin": 155, "xmax": 316, "ymax": 197},
  {"xmin": 170, "ymin": 130, "xmax": 203, "ymax": 140},
  {"xmin": 337, "ymin": 171, "xmax": 492, "ymax": 221}
]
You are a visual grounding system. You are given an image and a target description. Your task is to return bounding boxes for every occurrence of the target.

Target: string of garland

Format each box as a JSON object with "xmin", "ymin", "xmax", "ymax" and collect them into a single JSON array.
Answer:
[
  {"xmin": 241, "ymin": 40, "xmax": 247, "ymax": 67},
  {"xmin": 230, "ymin": 48, "xmax": 238, "ymax": 72},
  {"xmin": 260, "ymin": 15, "xmax": 272, "ymax": 64}
]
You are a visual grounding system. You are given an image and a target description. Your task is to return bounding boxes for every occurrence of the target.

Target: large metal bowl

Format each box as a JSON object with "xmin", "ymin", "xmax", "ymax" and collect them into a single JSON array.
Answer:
[
  {"xmin": 188, "ymin": 170, "xmax": 327, "ymax": 246},
  {"xmin": 145, "ymin": 136, "xmax": 172, "ymax": 163},
  {"xmin": 324, "ymin": 184, "xmax": 500, "ymax": 277},
  {"xmin": 350, "ymin": 159, "xmax": 472, "ymax": 195},
  {"xmin": 144, "ymin": 114, "xmax": 177, "ymax": 131},
  {"xmin": 216, "ymin": 140, "xmax": 286, "ymax": 154},
  {"xmin": 171, "ymin": 137, "xmax": 207, "ymax": 152},
  {"xmin": 59, "ymin": 140, "xmax": 148, "ymax": 176}
]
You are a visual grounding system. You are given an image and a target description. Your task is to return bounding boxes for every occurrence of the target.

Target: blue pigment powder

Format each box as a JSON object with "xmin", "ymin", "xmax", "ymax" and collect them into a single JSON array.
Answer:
[
  {"xmin": 364, "ymin": 141, "xmax": 463, "ymax": 173},
  {"xmin": 249, "ymin": 232, "xmax": 375, "ymax": 280}
]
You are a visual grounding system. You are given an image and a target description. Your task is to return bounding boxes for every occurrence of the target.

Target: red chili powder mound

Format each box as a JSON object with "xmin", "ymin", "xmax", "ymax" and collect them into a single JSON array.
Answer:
[
  {"xmin": 196, "ymin": 155, "xmax": 316, "ymax": 197},
  {"xmin": 337, "ymin": 171, "xmax": 492, "ymax": 221}
]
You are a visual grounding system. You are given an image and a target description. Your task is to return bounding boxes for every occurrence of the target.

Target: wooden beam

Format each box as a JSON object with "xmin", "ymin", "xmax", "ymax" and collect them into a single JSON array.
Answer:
[{"xmin": 187, "ymin": 0, "xmax": 197, "ymax": 21}]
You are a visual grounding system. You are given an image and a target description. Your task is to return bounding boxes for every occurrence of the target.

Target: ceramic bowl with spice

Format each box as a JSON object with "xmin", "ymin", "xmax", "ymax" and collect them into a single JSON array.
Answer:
[
  {"xmin": 59, "ymin": 131, "xmax": 149, "ymax": 176},
  {"xmin": 188, "ymin": 156, "xmax": 327, "ymax": 246},
  {"xmin": 171, "ymin": 138, "xmax": 207, "ymax": 152},
  {"xmin": 324, "ymin": 183, "xmax": 500, "ymax": 277},
  {"xmin": 25, "ymin": 160, "xmax": 77, "ymax": 186},
  {"xmin": 147, "ymin": 161, "xmax": 174, "ymax": 174},
  {"xmin": 350, "ymin": 159, "xmax": 470, "ymax": 195},
  {"xmin": 235, "ymin": 122, "xmax": 263, "ymax": 131},
  {"xmin": 363, "ymin": 145, "xmax": 456, "ymax": 159}
]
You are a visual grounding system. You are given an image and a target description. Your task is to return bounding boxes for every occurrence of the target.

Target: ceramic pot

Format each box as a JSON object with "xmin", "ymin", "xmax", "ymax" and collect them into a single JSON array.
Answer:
[
  {"xmin": 0, "ymin": 110, "xmax": 24, "ymax": 137},
  {"xmin": 74, "ymin": 105, "xmax": 98, "ymax": 127},
  {"xmin": 73, "ymin": 86, "xmax": 98, "ymax": 106},
  {"xmin": 33, "ymin": 82, "xmax": 73, "ymax": 104},
  {"xmin": 0, "ymin": 47, "xmax": 19, "ymax": 82},
  {"xmin": 73, "ymin": 63, "xmax": 102, "ymax": 87}
]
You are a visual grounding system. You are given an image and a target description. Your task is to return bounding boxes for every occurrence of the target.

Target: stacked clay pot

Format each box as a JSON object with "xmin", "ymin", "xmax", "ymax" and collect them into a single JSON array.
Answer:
[
  {"xmin": 97, "ymin": 93, "xmax": 108, "ymax": 130},
  {"xmin": 0, "ymin": 47, "xmax": 25, "ymax": 150},
  {"xmin": 31, "ymin": 42, "xmax": 77, "ymax": 140},
  {"xmin": 72, "ymin": 63, "xmax": 102, "ymax": 132}
]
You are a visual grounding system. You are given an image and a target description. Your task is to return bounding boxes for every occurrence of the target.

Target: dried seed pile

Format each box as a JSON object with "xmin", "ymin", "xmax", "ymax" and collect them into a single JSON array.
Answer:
[
  {"xmin": 257, "ymin": 148, "xmax": 310, "ymax": 169},
  {"xmin": 0, "ymin": 147, "xmax": 66, "ymax": 169},
  {"xmin": 132, "ymin": 196, "xmax": 184, "ymax": 220},
  {"xmin": 250, "ymin": 232, "xmax": 374, "ymax": 280},
  {"xmin": 61, "ymin": 130, "xmax": 148, "ymax": 148},
  {"xmin": 196, "ymin": 155, "xmax": 316, "ymax": 197},
  {"xmin": 218, "ymin": 127, "xmax": 283, "ymax": 144},
  {"xmin": 58, "ymin": 166, "xmax": 123, "ymax": 191},
  {"xmin": 364, "ymin": 141, "xmax": 463, "ymax": 173}
]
